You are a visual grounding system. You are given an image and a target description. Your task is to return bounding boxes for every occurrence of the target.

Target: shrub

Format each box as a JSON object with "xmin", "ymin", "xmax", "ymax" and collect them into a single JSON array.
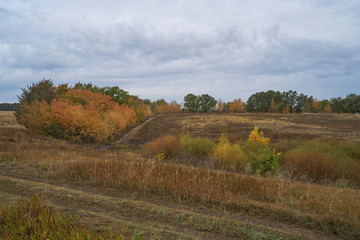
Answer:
[
  {"xmin": 180, "ymin": 134, "xmax": 215, "ymax": 157},
  {"xmin": 247, "ymin": 127, "xmax": 270, "ymax": 150},
  {"xmin": 250, "ymin": 148, "xmax": 281, "ymax": 176},
  {"xmin": 212, "ymin": 133, "xmax": 248, "ymax": 171},
  {"xmin": 144, "ymin": 135, "xmax": 183, "ymax": 159}
]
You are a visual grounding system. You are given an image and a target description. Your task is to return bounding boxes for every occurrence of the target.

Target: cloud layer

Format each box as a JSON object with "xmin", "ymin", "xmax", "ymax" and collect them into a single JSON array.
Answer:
[{"xmin": 1, "ymin": 0, "xmax": 359, "ymax": 102}]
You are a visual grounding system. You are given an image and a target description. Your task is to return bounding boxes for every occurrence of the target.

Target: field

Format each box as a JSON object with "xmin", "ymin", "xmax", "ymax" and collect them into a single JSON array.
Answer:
[{"xmin": 1, "ymin": 111, "xmax": 360, "ymax": 239}]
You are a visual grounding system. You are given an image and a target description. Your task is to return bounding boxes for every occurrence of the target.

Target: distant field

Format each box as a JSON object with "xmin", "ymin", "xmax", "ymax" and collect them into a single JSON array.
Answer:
[
  {"xmin": 0, "ymin": 111, "xmax": 24, "ymax": 129},
  {"xmin": 128, "ymin": 112, "xmax": 360, "ymax": 143},
  {"xmin": 1, "ymin": 112, "xmax": 360, "ymax": 239}
]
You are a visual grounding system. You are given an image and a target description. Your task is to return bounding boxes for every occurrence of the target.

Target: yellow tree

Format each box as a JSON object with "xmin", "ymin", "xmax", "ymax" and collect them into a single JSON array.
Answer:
[
  {"xmin": 229, "ymin": 99, "xmax": 245, "ymax": 112},
  {"xmin": 269, "ymin": 98, "xmax": 277, "ymax": 113},
  {"xmin": 217, "ymin": 99, "xmax": 225, "ymax": 112},
  {"xmin": 311, "ymin": 99, "xmax": 322, "ymax": 113},
  {"xmin": 324, "ymin": 103, "xmax": 332, "ymax": 113},
  {"xmin": 282, "ymin": 105, "xmax": 290, "ymax": 114}
]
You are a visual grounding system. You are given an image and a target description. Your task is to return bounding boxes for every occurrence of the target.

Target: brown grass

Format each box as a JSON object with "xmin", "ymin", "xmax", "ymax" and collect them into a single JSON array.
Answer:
[
  {"xmin": 131, "ymin": 113, "xmax": 360, "ymax": 143},
  {"xmin": 2, "ymin": 113, "xmax": 360, "ymax": 239},
  {"xmin": 56, "ymin": 158, "xmax": 360, "ymax": 238},
  {"xmin": 0, "ymin": 111, "xmax": 24, "ymax": 129},
  {"xmin": 143, "ymin": 135, "xmax": 183, "ymax": 159},
  {"xmin": 285, "ymin": 151, "xmax": 360, "ymax": 186}
]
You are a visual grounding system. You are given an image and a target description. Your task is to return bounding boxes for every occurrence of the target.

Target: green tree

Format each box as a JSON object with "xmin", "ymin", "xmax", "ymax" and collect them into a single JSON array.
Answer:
[
  {"xmin": 343, "ymin": 94, "xmax": 360, "ymax": 113},
  {"xmin": 184, "ymin": 94, "xmax": 200, "ymax": 112},
  {"xmin": 18, "ymin": 79, "xmax": 56, "ymax": 105},
  {"xmin": 16, "ymin": 79, "xmax": 56, "ymax": 122},
  {"xmin": 198, "ymin": 94, "xmax": 216, "ymax": 113},
  {"xmin": 102, "ymin": 86, "xmax": 131, "ymax": 106}
]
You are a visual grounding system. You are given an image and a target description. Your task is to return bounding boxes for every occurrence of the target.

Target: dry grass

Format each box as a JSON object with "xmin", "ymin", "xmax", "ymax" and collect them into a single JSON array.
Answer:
[
  {"xmin": 0, "ymin": 195, "xmax": 122, "ymax": 239},
  {"xmin": 143, "ymin": 135, "xmax": 183, "ymax": 159},
  {"xmin": 146, "ymin": 113, "xmax": 360, "ymax": 142},
  {"xmin": 2, "ymin": 113, "xmax": 360, "ymax": 239},
  {"xmin": 0, "ymin": 111, "xmax": 24, "ymax": 129},
  {"xmin": 281, "ymin": 138, "xmax": 360, "ymax": 187},
  {"xmin": 57, "ymin": 158, "xmax": 360, "ymax": 239}
]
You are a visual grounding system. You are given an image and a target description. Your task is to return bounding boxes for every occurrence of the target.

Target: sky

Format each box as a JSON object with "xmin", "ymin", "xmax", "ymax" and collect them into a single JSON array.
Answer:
[{"xmin": 1, "ymin": 0, "xmax": 360, "ymax": 103}]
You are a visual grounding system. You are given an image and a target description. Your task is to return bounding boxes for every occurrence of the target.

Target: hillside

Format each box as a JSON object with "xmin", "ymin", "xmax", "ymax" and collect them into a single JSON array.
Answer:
[
  {"xmin": 126, "ymin": 112, "xmax": 360, "ymax": 144},
  {"xmin": 1, "ymin": 111, "xmax": 360, "ymax": 239}
]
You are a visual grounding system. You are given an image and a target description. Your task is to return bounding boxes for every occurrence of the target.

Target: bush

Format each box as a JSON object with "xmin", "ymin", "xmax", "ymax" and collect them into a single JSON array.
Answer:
[
  {"xmin": 212, "ymin": 133, "xmax": 248, "ymax": 171},
  {"xmin": 250, "ymin": 148, "xmax": 281, "ymax": 176},
  {"xmin": 180, "ymin": 135, "xmax": 215, "ymax": 157},
  {"xmin": 246, "ymin": 127, "xmax": 270, "ymax": 152},
  {"xmin": 144, "ymin": 135, "xmax": 183, "ymax": 159}
]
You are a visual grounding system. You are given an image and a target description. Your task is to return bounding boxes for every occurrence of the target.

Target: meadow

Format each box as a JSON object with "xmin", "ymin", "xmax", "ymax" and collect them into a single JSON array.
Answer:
[{"xmin": 1, "ymin": 111, "xmax": 360, "ymax": 239}]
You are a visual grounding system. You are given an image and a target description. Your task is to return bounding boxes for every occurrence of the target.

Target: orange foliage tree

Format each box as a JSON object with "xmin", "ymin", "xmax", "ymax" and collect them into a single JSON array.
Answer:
[
  {"xmin": 18, "ymin": 89, "xmax": 137, "ymax": 143},
  {"xmin": 217, "ymin": 99, "xmax": 225, "ymax": 112},
  {"xmin": 229, "ymin": 99, "xmax": 245, "ymax": 113},
  {"xmin": 155, "ymin": 101, "xmax": 181, "ymax": 114},
  {"xmin": 269, "ymin": 98, "xmax": 277, "ymax": 113},
  {"xmin": 128, "ymin": 96, "xmax": 152, "ymax": 122},
  {"xmin": 324, "ymin": 103, "xmax": 332, "ymax": 113},
  {"xmin": 311, "ymin": 99, "xmax": 322, "ymax": 113}
]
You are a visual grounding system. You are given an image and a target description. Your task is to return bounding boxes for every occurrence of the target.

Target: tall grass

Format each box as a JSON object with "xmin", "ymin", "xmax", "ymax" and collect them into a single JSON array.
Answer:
[
  {"xmin": 180, "ymin": 134, "xmax": 215, "ymax": 157},
  {"xmin": 57, "ymin": 158, "xmax": 360, "ymax": 239},
  {"xmin": 283, "ymin": 138, "xmax": 360, "ymax": 187},
  {"xmin": 0, "ymin": 195, "xmax": 121, "ymax": 239},
  {"xmin": 143, "ymin": 135, "xmax": 183, "ymax": 159}
]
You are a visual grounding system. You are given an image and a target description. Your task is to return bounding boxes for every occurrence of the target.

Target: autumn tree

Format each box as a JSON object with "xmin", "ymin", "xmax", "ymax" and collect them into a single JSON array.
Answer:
[
  {"xmin": 17, "ymin": 87, "xmax": 137, "ymax": 143},
  {"xmin": 155, "ymin": 101, "xmax": 181, "ymax": 114},
  {"xmin": 269, "ymin": 98, "xmax": 277, "ymax": 113},
  {"xmin": 229, "ymin": 99, "xmax": 245, "ymax": 112},
  {"xmin": 311, "ymin": 99, "xmax": 322, "ymax": 113},
  {"xmin": 217, "ymin": 99, "xmax": 225, "ymax": 112},
  {"xmin": 128, "ymin": 96, "xmax": 152, "ymax": 122},
  {"xmin": 16, "ymin": 79, "xmax": 57, "ymax": 123},
  {"xmin": 324, "ymin": 104, "xmax": 332, "ymax": 113},
  {"xmin": 281, "ymin": 105, "xmax": 290, "ymax": 114}
]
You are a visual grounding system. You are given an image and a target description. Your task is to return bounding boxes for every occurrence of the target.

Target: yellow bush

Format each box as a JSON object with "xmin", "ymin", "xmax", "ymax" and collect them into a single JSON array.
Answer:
[
  {"xmin": 213, "ymin": 133, "xmax": 248, "ymax": 171},
  {"xmin": 248, "ymin": 127, "xmax": 270, "ymax": 147}
]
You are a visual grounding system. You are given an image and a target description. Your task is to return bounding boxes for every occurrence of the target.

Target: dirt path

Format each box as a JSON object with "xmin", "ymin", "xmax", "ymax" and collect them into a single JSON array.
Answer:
[{"xmin": 98, "ymin": 117, "xmax": 155, "ymax": 149}]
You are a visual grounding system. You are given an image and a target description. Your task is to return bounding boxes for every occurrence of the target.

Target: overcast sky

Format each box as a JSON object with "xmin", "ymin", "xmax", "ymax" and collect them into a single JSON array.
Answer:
[{"xmin": 1, "ymin": 0, "xmax": 359, "ymax": 103}]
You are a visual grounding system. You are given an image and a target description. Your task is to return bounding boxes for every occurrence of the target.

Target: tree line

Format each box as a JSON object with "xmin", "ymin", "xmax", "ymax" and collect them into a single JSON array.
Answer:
[
  {"xmin": 14, "ymin": 80, "xmax": 359, "ymax": 142},
  {"xmin": 182, "ymin": 90, "xmax": 360, "ymax": 114},
  {"xmin": 0, "ymin": 103, "xmax": 18, "ymax": 111}
]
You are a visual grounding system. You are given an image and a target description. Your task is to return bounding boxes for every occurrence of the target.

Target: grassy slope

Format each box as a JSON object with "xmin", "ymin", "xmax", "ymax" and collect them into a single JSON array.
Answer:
[{"xmin": 1, "ymin": 111, "xmax": 360, "ymax": 239}]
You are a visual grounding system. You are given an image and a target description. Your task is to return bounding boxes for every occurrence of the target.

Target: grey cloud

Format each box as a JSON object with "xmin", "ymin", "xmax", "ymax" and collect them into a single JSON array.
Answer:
[{"xmin": 1, "ymin": 0, "xmax": 360, "ymax": 103}]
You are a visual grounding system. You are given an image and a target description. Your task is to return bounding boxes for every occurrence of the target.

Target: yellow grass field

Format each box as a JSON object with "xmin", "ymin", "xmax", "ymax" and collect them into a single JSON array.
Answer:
[{"xmin": 0, "ymin": 111, "xmax": 24, "ymax": 129}]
